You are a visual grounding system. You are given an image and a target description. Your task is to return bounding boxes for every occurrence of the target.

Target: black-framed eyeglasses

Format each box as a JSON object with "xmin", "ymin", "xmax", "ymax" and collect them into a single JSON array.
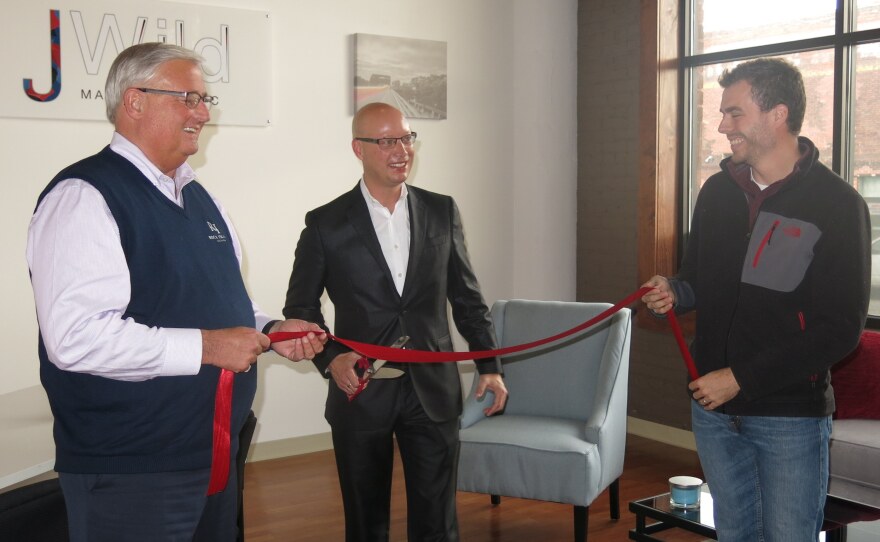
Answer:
[
  {"xmin": 355, "ymin": 132, "xmax": 418, "ymax": 150},
  {"xmin": 135, "ymin": 88, "xmax": 219, "ymax": 110}
]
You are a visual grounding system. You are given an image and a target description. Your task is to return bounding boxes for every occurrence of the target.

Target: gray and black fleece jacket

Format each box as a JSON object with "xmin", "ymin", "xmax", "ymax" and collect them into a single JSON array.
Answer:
[{"xmin": 669, "ymin": 137, "xmax": 870, "ymax": 417}]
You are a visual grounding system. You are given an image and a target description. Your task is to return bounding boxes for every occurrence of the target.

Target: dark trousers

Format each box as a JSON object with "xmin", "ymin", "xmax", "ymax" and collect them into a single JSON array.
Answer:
[
  {"xmin": 59, "ymin": 462, "xmax": 238, "ymax": 542},
  {"xmin": 331, "ymin": 374, "xmax": 460, "ymax": 542}
]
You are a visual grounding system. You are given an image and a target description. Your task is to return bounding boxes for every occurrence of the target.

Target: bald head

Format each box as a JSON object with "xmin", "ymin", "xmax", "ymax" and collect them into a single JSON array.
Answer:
[
  {"xmin": 350, "ymin": 102, "xmax": 414, "ymax": 203},
  {"xmin": 352, "ymin": 102, "xmax": 406, "ymax": 138}
]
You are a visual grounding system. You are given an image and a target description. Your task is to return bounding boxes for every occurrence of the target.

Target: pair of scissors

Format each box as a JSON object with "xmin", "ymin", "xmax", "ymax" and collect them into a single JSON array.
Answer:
[
  {"xmin": 349, "ymin": 336, "xmax": 409, "ymax": 401},
  {"xmin": 364, "ymin": 335, "xmax": 409, "ymax": 380}
]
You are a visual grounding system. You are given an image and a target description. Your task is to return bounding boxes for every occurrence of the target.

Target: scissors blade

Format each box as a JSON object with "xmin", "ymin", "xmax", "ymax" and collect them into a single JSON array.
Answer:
[
  {"xmin": 369, "ymin": 366, "xmax": 405, "ymax": 379},
  {"xmin": 366, "ymin": 336, "xmax": 409, "ymax": 380}
]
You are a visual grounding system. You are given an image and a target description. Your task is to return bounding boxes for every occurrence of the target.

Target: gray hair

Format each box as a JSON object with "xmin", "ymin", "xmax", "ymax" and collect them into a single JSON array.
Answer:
[{"xmin": 105, "ymin": 43, "xmax": 204, "ymax": 123}]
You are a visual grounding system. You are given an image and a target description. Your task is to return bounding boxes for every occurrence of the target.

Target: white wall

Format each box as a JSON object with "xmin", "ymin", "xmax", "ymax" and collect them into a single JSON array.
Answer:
[{"xmin": 0, "ymin": 0, "xmax": 577, "ymax": 446}]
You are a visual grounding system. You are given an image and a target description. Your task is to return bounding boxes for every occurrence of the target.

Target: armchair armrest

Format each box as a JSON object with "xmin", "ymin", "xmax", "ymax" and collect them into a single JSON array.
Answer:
[
  {"xmin": 584, "ymin": 310, "xmax": 630, "ymax": 438},
  {"xmin": 461, "ymin": 370, "xmax": 496, "ymax": 429}
]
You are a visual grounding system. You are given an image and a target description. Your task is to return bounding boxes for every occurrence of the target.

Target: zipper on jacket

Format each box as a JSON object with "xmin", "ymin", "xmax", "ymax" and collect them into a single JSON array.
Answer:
[
  {"xmin": 798, "ymin": 311, "xmax": 806, "ymax": 331},
  {"xmin": 752, "ymin": 220, "xmax": 780, "ymax": 268}
]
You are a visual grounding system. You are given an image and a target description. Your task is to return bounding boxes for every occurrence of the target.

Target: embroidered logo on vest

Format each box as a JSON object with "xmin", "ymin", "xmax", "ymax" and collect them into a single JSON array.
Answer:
[{"xmin": 207, "ymin": 221, "xmax": 228, "ymax": 242}]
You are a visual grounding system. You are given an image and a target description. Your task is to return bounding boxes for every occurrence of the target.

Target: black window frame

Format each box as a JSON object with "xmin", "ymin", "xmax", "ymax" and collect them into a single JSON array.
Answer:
[{"xmin": 680, "ymin": 0, "xmax": 880, "ymax": 328}]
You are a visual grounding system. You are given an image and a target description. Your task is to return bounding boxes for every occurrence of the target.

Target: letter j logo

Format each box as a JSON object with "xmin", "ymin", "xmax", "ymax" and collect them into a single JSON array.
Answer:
[{"xmin": 23, "ymin": 10, "xmax": 62, "ymax": 102}]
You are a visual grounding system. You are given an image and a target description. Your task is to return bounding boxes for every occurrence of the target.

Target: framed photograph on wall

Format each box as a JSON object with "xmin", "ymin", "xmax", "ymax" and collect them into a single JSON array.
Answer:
[{"xmin": 354, "ymin": 33, "xmax": 447, "ymax": 119}]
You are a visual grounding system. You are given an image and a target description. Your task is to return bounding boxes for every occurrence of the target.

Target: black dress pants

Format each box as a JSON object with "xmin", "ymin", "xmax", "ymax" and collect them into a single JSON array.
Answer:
[{"xmin": 331, "ymin": 373, "xmax": 460, "ymax": 542}]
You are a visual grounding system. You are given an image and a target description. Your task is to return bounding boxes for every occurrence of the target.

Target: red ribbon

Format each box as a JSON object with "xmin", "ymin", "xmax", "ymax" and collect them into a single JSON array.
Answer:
[
  {"xmin": 667, "ymin": 310, "xmax": 700, "ymax": 380},
  {"xmin": 213, "ymin": 293, "xmax": 691, "ymax": 496},
  {"xmin": 266, "ymin": 285, "xmax": 701, "ymax": 399},
  {"xmin": 268, "ymin": 287, "xmax": 650, "ymax": 363},
  {"xmin": 206, "ymin": 368, "xmax": 234, "ymax": 495}
]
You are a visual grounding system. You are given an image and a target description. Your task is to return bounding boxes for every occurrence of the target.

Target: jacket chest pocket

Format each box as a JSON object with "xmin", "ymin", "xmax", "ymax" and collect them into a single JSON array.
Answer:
[{"xmin": 741, "ymin": 212, "xmax": 821, "ymax": 292}]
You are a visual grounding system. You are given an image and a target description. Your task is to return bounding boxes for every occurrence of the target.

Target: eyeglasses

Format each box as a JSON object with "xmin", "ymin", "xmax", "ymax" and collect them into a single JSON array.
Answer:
[
  {"xmin": 355, "ymin": 132, "xmax": 418, "ymax": 149},
  {"xmin": 135, "ymin": 88, "xmax": 219, "ymax": 110}
]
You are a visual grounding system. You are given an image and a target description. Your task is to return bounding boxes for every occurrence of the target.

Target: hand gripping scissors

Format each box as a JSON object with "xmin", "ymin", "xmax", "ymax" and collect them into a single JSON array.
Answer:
[{"xmin": 364, "ymin": 335, "xmax": 409, "ymax": 380}]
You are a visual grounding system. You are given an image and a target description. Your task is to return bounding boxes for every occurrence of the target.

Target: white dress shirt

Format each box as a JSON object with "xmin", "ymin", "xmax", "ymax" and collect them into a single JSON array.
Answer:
[
  {"xmin": 26, "ymin": 132, "xmax": 272, "ymax": 381},
  {"xmin": 359, "ymin": 179, "xmax": 410, "ymax": 295}
]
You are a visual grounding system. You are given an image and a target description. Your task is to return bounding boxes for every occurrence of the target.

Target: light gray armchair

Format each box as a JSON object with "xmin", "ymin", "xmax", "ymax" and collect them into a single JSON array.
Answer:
[{"xmin": 457, "ymin": 300, "xmax": 632, "ymax": 542}]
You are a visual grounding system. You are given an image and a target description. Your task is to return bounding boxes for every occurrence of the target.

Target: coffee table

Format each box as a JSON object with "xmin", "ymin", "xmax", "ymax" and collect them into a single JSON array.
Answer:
[
  {"xmin": 629, "ymin": 484, "xmax": 880, "ymax": 541},
  {"xmin": 629, "ymin": 484, "xmax": 715, "ymax": 541}
]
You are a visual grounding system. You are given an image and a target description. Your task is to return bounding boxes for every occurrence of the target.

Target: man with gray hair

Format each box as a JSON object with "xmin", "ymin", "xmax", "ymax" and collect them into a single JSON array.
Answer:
[{"xmin": 27, "ymin": 42, "xmax": 325, "ymax": 541}]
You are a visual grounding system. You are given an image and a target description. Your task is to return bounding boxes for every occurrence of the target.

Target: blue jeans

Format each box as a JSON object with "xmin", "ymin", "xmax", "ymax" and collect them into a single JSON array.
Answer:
[{"xmin": 691, "ymin": 400, "xmax": 831, "ymax": 542}]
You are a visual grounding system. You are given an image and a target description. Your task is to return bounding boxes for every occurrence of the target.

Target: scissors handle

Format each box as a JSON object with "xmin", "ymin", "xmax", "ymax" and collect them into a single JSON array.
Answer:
[{"xmin": 349, "ymin": 336, "xmax": 410, "ymax": 401}]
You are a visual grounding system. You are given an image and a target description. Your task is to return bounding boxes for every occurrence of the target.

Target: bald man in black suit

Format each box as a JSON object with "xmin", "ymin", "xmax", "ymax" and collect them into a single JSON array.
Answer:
[{"xmin": 283, "ymin": 103, "xmax": 508, "ymax": 542}]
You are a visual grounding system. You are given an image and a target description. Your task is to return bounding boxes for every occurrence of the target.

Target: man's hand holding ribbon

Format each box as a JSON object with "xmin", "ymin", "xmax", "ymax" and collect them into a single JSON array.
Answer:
[
  {"xmin": 265, "ymin": 319, "xmax": 327, "ymax": 363},
  {"xmin": 201, "ymin": 319, "xmax": 326, "ymax": 374},
  {"xmin": 640, "ymin": 276, "xmax": 740, "ymax": 409}
]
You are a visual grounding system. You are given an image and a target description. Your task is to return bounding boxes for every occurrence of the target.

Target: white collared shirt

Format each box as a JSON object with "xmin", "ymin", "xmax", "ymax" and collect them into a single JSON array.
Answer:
[
  {"xmin": 359, "ymin": 179, "xmax": 410, "ymax": 295},
  {"xmin": 26, "ymin": 132, "xmax": 273, "ymax": 381}
]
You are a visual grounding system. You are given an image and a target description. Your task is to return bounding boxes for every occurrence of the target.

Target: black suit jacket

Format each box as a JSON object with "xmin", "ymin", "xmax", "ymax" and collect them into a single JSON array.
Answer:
[{"xmin": 283, "ymin": 183, "xmax": 500, "ymax": 427}]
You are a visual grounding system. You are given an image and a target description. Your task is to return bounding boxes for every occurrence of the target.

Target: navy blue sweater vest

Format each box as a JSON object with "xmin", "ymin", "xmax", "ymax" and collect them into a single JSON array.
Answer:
[{"xmin": 36, "ymin": 147, "xmax": 256, "ymax": 474}]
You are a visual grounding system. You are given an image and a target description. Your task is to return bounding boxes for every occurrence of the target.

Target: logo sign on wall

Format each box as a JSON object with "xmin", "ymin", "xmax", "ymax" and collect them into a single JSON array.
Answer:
[{"xmin": 0, "ymin": 0, "xmax": 271, "ymax": 126}]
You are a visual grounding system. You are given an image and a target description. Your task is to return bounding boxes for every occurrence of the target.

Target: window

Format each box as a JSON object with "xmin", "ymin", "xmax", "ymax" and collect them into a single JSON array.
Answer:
[{"xmin": 682, "ymin": 0, "xmax": 880, "ymax": 320}]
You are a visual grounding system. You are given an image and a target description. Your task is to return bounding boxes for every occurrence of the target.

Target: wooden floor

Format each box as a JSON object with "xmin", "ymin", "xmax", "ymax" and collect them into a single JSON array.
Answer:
[{"xmin": 243, "ymin": 434, "xmax": 708, "ymax": 541}]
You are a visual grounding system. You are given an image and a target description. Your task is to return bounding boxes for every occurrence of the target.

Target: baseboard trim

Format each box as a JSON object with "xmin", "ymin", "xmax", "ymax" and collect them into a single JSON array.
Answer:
[
  {"xmin": 627, "ymin": 417, "xmax": 697, "ymax": 451},
  {"xmin": 247, "ymin": 432, "xmax": 334, "ymax": 462},
  {"xmin": 247, "ymin": 419, "xmax": 695, "ymax": 463}
]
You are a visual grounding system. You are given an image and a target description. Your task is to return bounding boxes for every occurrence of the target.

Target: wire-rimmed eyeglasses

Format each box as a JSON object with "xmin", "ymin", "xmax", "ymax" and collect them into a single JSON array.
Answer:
[
  {"xmin": 355, "ymin": 132, "xmax": 418, "ymax": 150},
  {"xmin": 135, "ymin": 88, "xmax": 219, "ymax": 110}
]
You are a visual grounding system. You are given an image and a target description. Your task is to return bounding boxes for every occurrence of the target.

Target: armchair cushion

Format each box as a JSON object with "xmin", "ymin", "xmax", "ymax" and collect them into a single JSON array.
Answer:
[
  {"xmin": 459, "ymin": 415, "xmax": 599, "ymax": 505},
  {"xmin": 828, "ymin": 419, "xmax": 880, "ymax": 507}
]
